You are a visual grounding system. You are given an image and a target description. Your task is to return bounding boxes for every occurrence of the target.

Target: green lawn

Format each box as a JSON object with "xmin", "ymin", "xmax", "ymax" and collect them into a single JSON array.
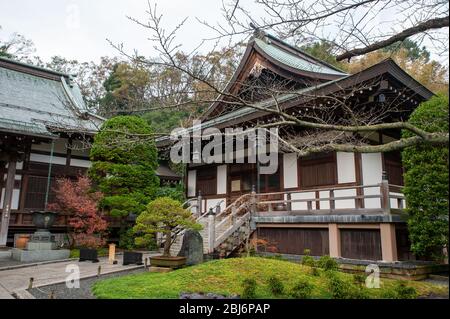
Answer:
[{"xmin": 92, "ymin": 257, "xmax": 448, "ymax": 299}]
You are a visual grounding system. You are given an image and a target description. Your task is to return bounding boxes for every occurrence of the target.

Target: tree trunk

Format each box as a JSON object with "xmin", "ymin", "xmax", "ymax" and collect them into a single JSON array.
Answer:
[{"xmin": 163, "ymin": 229, "xmax": 172, "ymax": 257}]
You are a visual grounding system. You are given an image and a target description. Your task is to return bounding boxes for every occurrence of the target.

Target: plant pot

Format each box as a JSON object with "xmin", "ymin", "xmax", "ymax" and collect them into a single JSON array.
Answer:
[
  {"xmin": 150, "ymin": 256, "xmax": 187, "ymax": 268},
  {"xmin": 123, "ymin": 251, "xmax": 143, "ymax": 265},
  {"xmin": 79, "ymin": 248, "xmax": 99, "ymax": 263}
]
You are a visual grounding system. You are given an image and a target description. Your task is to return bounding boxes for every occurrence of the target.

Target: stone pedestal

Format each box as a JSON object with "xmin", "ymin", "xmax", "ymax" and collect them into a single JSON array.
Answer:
[
  {"xmin": 11, "ymin": 227, "xmax": 69, "ymax": 262},
  {"xmin": 0, "ymin": 249, "xmax": 12, "ymax": 260},
  {"xmin": 11, "ymin": 248, "xmax": 70, "ymax": 262}
]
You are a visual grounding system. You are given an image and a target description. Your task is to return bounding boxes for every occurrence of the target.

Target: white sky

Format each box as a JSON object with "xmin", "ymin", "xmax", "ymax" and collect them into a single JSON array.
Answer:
[
  {"xmin": 0, "ymin": 0, "xmax": 244, "ymax": 63},
  {"xmin": 0, "ymin": 0, "xmax": 447, "ymax": 65}
]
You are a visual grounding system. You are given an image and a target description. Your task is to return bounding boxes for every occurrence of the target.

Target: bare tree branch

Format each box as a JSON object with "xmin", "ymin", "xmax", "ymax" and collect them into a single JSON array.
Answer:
[{"xmin": 336, "ymin": 16, "xmax": 450, "ymax": 61}]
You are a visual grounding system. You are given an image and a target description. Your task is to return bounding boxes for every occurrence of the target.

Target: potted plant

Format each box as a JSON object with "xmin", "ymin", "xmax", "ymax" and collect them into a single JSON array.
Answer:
[{"xmin": 133, "ymin": 197, "xmax": 202, "ymax": 268}]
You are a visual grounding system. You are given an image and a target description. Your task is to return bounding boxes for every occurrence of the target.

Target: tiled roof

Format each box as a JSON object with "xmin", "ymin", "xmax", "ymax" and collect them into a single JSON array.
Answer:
[
  {"xmin": 156, "ymin": 165, "xmax": 181, "ymax": 179},
  {"xmin": 254, "ymin": 38, "xmax": 347, "ymax": 76},
  {"xmin": 0, "ymin": 57, "xmax": 102, "ymax": 138}
]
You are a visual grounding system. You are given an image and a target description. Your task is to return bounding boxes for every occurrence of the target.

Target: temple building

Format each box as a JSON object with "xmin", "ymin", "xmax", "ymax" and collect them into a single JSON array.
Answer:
[
  {"xmin": 0, "ymin": 57, "xmax": 179, "ymax": 247},
  {"xmin": 157, "ymin": 31, "xmax": 433, "ymax": 262}
]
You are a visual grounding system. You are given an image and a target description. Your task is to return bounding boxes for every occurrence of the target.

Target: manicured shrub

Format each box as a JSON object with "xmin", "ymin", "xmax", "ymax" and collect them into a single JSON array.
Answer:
[
  {"xmin": 353, "ymin": 273, "xmax": 366, "ymax": 287},
  {"xmin": 267, "ymin": 276, "xmax": 284, "ymax": 296},
  {"xmin": 310, "ymin": 267, "xmax": 320, "ymax": 277},
  {"xmin": 402, "ymin": 95, "xmax": 449, "ymax": 260},
  {"xmin": 301, "ymin": 255, "xmax": 316, "ymax": 267},
  {"xmin": 290, "ymin": 279, "xmax": 313, "ymax": 299},
  {"xmin": 241, "ymin": 278, "xmax": 257, "ymax": 299},
  {"xmin": 326, "ymin": 272, "xmax": 355, "ymax": 299},
  {"xmin": 383, "ymin": 281, "xmax": 417, "ymax": 299},
  {"xmin": 317, "ymin": 255, "xmax": 339, "ymax": 271},
  {"xmin": 301, "ymin": 250, "xmax": 315, "ymax": 267}
]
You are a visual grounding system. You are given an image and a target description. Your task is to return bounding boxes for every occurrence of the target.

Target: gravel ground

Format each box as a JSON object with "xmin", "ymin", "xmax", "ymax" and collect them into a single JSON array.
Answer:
[{"xmin": 28, "ymin": 268, "xmax": 146, "ymax": 299}]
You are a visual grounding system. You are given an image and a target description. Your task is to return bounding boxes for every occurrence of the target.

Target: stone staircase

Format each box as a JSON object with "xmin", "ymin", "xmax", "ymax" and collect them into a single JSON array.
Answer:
[{"xmin": 167, "ymin": 194, "xmax": 254, "ymax": 258}]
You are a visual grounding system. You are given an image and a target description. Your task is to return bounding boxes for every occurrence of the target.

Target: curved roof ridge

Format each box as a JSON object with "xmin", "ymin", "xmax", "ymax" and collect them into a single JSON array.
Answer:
[
  {"xmin": 261, "ymin": 32, "xmax": 347, "ymax": 74},
  {"xmin": 0, "ymin": 56, "xmax": 72, "ymax": 81}
]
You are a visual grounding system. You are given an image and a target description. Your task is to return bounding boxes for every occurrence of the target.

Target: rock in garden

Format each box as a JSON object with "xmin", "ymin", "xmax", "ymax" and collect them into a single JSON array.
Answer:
[{"xmin": 177, "ymin": 230, "xmax": 203, "ymax": 265}]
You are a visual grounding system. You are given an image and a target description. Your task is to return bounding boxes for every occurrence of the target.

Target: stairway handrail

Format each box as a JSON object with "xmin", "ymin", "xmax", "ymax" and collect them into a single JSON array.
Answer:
[
  {"xmin": 215, "ymin": 193, "xmax": 252, "ymax": 220},
  {"xmin": 214, "ymin": 212, "xmax": 251, "ymax": 248},
  {"xmin": 215, "ymin": 201, "xmax": 250, "ymax": 231}
]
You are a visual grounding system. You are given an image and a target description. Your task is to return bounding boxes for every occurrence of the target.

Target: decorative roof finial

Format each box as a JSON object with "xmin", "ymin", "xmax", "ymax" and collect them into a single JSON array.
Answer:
[
  {"xmin": 249, "ymin": 22, "xmax": 259, "ymax": 31},
  {"xmin": 250, "ymin": 22, "xmax": 266, "ymax": 40}
]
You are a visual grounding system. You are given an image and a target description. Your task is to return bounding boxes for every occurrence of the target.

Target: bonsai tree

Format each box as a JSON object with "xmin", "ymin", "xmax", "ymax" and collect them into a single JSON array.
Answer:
[
  {"xmin": 133, "ymin": 197, "xmax": 202, "ymax": 257},
  {"xmin": 402, "ymin": 95, "xmax": 449, "ymax": 260},
  {"xmin": 48, "ymin": 176, "xmax": 108, "ymax": 249},
  {"xmin": 89, "ymin": 115, "xmax": 160, "ymax": 247}
]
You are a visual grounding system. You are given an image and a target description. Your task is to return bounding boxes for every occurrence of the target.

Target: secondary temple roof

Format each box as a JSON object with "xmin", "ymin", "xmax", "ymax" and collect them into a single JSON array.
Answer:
[
  {"xmin": 253, "ymin": 37, "xmax": 347, "ymax": 77},
  {"xmin": 0, "ymin": 57, "xmax": 103, "ymax": 139}
]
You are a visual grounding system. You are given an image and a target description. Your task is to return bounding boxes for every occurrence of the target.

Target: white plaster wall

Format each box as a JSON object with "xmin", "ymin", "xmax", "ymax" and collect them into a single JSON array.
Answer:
[
  {"xmin": 317, "ymin": 189, "xmax": 357, "ymax": 210},
  {"xmin": 319, "ymin": 191, "xmax": 330, "ymax": 210},
  {"xmin": 336, "ymin": 152, "xmax": 356, "ymax": 184},
  {"xmin": 389, "ymin": 192, "xmax": 406, "ymax": 209},
  {"xmin": 283, "ymin": 153, "xmax": 298, "ymax": 189},
  {"xmin": 287, "ymin": 192, "xmax": 317, "ymax": 210},
  {"xmin": 30, "ymin": 153, "xmax": 66, "ymax": 165},
  {"xmin": 0, "ymin": 188, "xmax": 20, "ymax": 209},
  {"xmin": 206, "ymin": 198, "xmax": 226, "ymax": 213},
  {"xmin": 70, "ymin": 158, "xmax": 91, "ymax": 168},
  {"xmin": 187, "ymin": 170, "xmax": 196, "ymax": 197},
  {"xmin": 334, "ymin": 189, "xmax": 357, "ymax": 209},
  {"xmin": 361, "ymin": 153, "xmax": 383, "ymax": 208},
  {"xmin": 217, "ymin": 165, "xmax": 227, "ymax": 194}
]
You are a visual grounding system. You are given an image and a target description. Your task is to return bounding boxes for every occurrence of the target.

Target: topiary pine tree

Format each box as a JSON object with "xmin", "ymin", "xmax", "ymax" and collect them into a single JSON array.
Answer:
[
  {"xmin": 89, "ymin": 116, "xmax": 160, "ymax": 239},
  {"xmin": 133, "ymin": 197, "xmax": 202, "ymax": 256},
  {"xmin": 402, "ymin": 95, "xmax": 449, "ymax": 260}
]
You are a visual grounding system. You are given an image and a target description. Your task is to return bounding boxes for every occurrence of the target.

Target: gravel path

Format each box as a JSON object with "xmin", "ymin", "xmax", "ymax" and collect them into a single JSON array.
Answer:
[{"xmin": 28, "ymin": 268, "xmax": 146, "ymax": 299}]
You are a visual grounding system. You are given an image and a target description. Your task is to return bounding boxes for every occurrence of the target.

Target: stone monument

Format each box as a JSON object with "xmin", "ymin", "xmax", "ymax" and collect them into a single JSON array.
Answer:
[
  {"xmin": 177, "ymin": 229, "xmax": 204, "ymax": 265},
  {"xmin": 12, "ymin": 211, "xmax": 70, "ymax": 262}
]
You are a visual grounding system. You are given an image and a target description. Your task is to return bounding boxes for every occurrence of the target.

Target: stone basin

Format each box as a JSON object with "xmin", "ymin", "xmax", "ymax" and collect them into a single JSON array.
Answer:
[{"xmin": 31, "ymin": 211, "xmax": 58, "ymax": 231}]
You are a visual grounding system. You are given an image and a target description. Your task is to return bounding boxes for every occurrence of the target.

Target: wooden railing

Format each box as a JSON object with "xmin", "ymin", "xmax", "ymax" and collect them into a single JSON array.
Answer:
[{"xmin": 254, "ymin": 181, "xmax": 405, "ymax": 215}]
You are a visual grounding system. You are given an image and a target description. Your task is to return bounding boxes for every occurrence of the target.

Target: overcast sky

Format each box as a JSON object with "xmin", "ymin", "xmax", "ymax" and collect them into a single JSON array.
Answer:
[
  {"xmin": 0, "ymin": 0, "xmax": 249, "ymax": 63},
  {"xmin": 0, "ymin": 0, "xmax": 447, "ymax": 65}
]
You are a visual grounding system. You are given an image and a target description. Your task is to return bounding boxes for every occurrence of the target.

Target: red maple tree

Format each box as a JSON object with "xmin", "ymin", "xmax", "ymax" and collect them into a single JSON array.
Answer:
[{"xmin": 48, "ymin": 176, "xmax": 108, "ymax": 248}]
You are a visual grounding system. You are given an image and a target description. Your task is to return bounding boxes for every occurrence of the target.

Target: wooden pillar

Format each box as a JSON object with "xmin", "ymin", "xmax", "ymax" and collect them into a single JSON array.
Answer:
[
  {"xmin": 354, "ymin": 153, "xmax": 364, "ymax": 209},
  {"xmin": 197, "ymin": 191, "xmax": 203, "ymax": 216},
  {"xmin": 380, "ymin": 171, "xmax": 391, "ymax": 214},
  {"xmin": 0, "ymin": 155, "xmax": 17, "ymax": 247},
  {"xmin": 380, "ymin": 223, "xmax": 398, "ymax": 262},
  {"xmin": 207, "ymin": 208, "xmax": 216, "ymax": 254},
  {"xmin": 328, "ymin": 223, "xmax": 341, "ymax": 258}
]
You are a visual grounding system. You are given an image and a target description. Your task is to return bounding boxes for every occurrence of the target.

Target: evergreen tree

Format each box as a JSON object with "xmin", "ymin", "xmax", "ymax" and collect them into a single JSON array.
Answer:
[
  {"xmin": 89, "ymin": 116, "xmax": 160, "ymax": 246},
  {"xmin": 402, "ymin": 95, "xmax": 449, "ymax": 260}
]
